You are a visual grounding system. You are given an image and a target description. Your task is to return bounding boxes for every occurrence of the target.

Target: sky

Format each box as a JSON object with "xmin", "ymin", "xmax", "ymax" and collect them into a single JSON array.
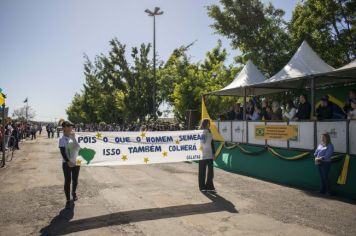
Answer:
[{"xmin": 0, "ymin": 0, "xmax": 298, "ymax": 122}]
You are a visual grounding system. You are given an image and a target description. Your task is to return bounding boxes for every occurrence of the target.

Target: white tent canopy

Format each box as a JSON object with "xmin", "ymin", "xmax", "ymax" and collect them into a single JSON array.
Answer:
[
  {"xmin": 209, "ymin": 60, "xmax": 268, "ymax": 96},
  {"xmin": 265, "ymin": 41, "xmax": 334, "ymax": 83}
]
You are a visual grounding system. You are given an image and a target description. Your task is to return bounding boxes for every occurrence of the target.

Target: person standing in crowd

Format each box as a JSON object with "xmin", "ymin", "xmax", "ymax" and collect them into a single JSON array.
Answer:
[
  {"xmin": 30, "ymin": 124, "xmax": 37, "ymax": 140},
  {"xmin": 226, "ymin": 106, "xmax": 236, "ymax": 120},
  {"xmin": 38, "ymin": 124, "xmax": 42, "ymax": 135},
  {"xmin": 294, "ymin": 94, "xmax": 311, "ymax": 121},
  {"xmin": 59, "ymin": 121, "xmax": 81, "ymax": 209},
  {"xmin": 347, "ymin": 98, "xmax": 356, "ymax": 119},
  {"xmin": 46, "ymin": 124, "xmax": 51, "ymax": 138},
  {"xmin": 261, "ymin": 100, "xmax": 271, "ymax": 120},
  {"xmin": 247, "ymin": 103, "xmax": 262, "ymax": 121},
  {"xmin": 50, "ymin": 124, "xmax": 55, "ymax": 138},
  {"xmin": 198, "ymin": 119, "xmax": 216, "ymax": 192},
  {"xmin": 343, "ymin": 90, "xmax": 356, "ymax": 116},
  {"xmin": 283, "ymin": 100, "xmax": 297, "ymax": 121},
  {"xmin": 316, "ymin": 96, "xmax": 333, "ymax": 120},
  {"xmin": 234, "ymin": 103, "xmax": 243, "ymax": 120},
  {"xmin": 270, "ymin": 101, "xmax": 283, "ymax": 120},
  {"xmin": 314, "ymin": 133, "xmax": 334, "ymax": 195}
]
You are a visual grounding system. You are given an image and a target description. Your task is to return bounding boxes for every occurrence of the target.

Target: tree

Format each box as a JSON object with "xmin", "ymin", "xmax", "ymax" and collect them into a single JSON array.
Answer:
[
  {"xmin": 290, "ymin": 0, "xmax": 355, "ymax": 67},
  {"xmin": 159, "ymin": 41, "xmax": 238, "ymax": 123},
  {"xmin": 12, "ymin": 105, "xmax": 35, "ymax": 120},
  {"xmin": 207, "ymin": 0, "xmax": 291, "ymax": 76},
  {"xmin": 66, "ymin": 39, "xmax": 156, "ymax": 124}
]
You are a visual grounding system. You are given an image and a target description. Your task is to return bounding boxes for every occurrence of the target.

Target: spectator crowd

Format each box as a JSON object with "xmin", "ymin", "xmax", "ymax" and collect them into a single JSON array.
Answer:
[{"xmin": 220, "ymin": 90, "xmax": 356, "ymax": 121}]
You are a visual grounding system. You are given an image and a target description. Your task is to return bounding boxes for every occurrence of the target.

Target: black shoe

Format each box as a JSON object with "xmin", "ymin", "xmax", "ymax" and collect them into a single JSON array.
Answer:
[
  {"xmin": 72, "ymin": 192, "xmax": 78, "ymax": 201},
  {"xmin": 65, "ymin": 201, "xmax": 71, "ymax": 209},
  {"xmin": 200, "ymin": 189, "xmax": 207, "ymax": 192}
]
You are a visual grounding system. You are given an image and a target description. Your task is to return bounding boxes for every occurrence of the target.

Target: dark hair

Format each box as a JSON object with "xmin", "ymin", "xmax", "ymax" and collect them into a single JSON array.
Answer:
[
  {"xmin": 322, "ymin": 133, "xmax": 331, "ymax": 145},
  {"xmin": 300, "ymin": 94, "xmax": 308, "ymax": 100},
  {"xmin": 200, "ymin": 119, "xmax": 210, "ymax": 129},
  {"xmin": 286, "ymin": 100, "xmax": 295, "ymax": 109}
]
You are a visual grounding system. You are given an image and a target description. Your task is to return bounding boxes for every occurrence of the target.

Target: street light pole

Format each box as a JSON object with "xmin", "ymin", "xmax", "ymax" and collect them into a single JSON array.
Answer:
[{"xmin": 145, "ymin": 7, "xmax": 163, "ymax": 119}]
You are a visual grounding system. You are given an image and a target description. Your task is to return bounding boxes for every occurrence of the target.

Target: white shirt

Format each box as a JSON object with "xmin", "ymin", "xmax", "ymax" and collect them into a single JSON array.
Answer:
[
  {"xmin": 201, "ymin": 129, "xmax": 213, "ymax": 160},
  {"xmin": 59, "ymin": 135, "xmax": 80, "ymax": 163},
  {"xmin": 283, "ymin": 107, "xmax": 296, "ymax": 120}
]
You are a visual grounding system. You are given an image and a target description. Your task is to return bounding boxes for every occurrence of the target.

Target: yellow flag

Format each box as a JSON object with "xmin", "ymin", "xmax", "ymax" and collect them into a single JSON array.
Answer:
[
  {"xmin": 337, "ymin": 154, "xmax": 350, "ymax": 185},
  {"xmin": 0, "ymin": 93, "xmax": 4, "ymax": 106},
  {"xmin": 201, "ymin": 97, "xmax": 224, "ymax": 141}
]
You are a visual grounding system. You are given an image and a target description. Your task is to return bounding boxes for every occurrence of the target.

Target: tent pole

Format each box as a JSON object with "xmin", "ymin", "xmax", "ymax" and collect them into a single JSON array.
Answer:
[
  {"xmin": 243, "ymin": 87, "xmax": 247, "ymax": 120},
  {"xmin": 310, "ymin": 77, "xmax": 315, "ymax": 118}
]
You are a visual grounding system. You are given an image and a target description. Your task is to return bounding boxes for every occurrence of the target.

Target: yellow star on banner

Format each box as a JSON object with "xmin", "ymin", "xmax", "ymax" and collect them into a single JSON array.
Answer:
[
  {"xmin": 96, "ymin": 132, "xmax": 102, "ymax": 139},
  {"xmin": 199, "ymin": 145, "xmax": 203, "ymax": 152},
  {"xmin": 175, "ymin": 139, "xmax": 180, "ymax": 145},
  {"xmin": 140, "ymin": 132, "xmax": 146, "ymax": 139},
  {"xmin": 76, "ymin": 159, "xmax": 82, "ymax": 166},
  {"xmin": 121, "ymin": 155, "xmax": 128, "ymax": 161},
  {"xmin": 162, "ymin": 151, "xmax": 168, "ymax": 157},
  {"xmin": 144, "ymin": 157, "xmax": 149, "ymax": 164}
]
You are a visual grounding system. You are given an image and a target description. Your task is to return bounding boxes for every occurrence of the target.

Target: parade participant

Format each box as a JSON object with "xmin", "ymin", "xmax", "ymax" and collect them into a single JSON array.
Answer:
[
  {"xmin": 314, "ymin": 133, "xmax": 334, "ymax": 195},
  {"xmin": 59, "ymin": 121, "xmax": 80, "ymax": 209},
  {"xmin": 198, "ymin": 119, "xmax": 216, "ymax": 192}
]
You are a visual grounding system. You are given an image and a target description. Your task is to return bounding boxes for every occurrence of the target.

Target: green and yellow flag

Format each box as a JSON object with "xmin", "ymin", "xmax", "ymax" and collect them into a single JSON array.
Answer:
[
  {"xmin": 201, "ymin": 97, "xmax": 224, "ymax": 142},
  {"xmin": 0, "ymin": 93, "xmax": 5, "ymax": 106}
]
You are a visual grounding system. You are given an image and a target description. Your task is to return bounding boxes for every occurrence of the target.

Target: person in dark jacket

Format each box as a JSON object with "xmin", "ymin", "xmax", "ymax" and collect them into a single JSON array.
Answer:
[
  {"xmin": 234, "ymin": 103, "xmax": 243, "ymax": 120},
  {"xmin": 261, "ymin": 100, "xmax": 271, "ymax": 120},
  {"xmin": 316, "ymin": 97, "xmax": 333, "ymax": 120},
  {"xmin": 226, "ymin": 106, "xmax": 236, "ymax": 120},
  {"xmin": 294, "ymin": 94, "xmax": 311, "ymax": 120}
]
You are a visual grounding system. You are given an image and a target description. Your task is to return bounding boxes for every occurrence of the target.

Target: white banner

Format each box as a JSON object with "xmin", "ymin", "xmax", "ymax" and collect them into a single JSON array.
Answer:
[{"xmin": 73, "ymin": 130, "xmax": 211, "ymax": 166}]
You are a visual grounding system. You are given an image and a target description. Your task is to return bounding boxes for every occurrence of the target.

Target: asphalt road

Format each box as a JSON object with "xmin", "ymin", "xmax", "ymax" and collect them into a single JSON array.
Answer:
[{"xmin": 0, "ymin": 133, "xmax": 356, "ymax": 236}]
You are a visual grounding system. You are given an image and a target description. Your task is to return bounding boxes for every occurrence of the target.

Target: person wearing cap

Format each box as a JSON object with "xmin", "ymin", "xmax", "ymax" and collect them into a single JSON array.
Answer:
[
  {"xmin": 59, "ymin": 121, "xmax": 81, "ymax": 209},
  {"xmin": 316, "ymin": 96, "xmax": 333, "ymax": 120},
  {"xmin": 347, "ymin": 98, "xmax": 356, "ymax": 120}
]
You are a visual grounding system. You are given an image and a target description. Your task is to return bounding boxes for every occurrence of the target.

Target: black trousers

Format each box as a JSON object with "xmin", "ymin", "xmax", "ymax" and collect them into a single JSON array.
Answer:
[
  {"xmin": 62, "ymin": 163, "xmax": 80, "ymax": 201},
  {"xmin": 198, "ymin": 159, "xmax": 215, "ymax": 190}
]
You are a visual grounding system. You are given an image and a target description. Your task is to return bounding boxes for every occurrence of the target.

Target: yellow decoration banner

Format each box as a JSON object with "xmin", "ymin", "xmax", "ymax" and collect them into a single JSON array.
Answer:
[{"xmin": 255, "ymin": 125, "xmax": 298, "ymax": 140}]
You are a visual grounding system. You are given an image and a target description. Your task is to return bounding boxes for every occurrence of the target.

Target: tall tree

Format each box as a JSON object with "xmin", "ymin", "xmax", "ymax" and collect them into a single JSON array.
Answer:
[
  {"xmin": 290, "ymin": 0, "xmax": 355, "ymax": 67},
  {"xmin": 207, "ymin": 0, "xmax": 291, "ymax": 76}
]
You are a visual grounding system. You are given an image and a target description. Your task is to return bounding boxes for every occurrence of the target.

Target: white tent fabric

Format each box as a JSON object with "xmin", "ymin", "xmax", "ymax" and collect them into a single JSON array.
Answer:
[
  {"xmin": 336, "ymin": 59, "xmax": 356, "ymax": 71},
  {"xmin": 265, "ymin": 41, "xmax": 334, "ymax": 83},
  {"xmin": 209, "ymin": 60, "xmax": 267, "ymax": 96}
]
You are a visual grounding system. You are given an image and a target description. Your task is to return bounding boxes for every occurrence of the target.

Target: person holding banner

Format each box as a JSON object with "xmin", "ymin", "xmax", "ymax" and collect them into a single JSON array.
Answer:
[
  {"xmin": 314, "ymin": 133, "xmax": 334, "ymax": 195},
  {"xmin": 59, "ymin": 121, "xmax": 81, "ymax": 209},
  {"xmin": 198, "ymin": 119, "xmax": 216, "ymax": 192}
]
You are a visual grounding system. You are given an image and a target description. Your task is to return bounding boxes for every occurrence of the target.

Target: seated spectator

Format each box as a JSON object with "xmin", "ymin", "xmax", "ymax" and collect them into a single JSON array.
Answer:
[
  {"xmin": 322, "ymin": 95, "xmax": 345, "ymax": 119},
  {"xmin": 294, "ymin": 94, "xmax": 311, "ymax": 120},
  {"xmin": 347, "ymin": 98, "xmax": 356, "ymax": 120},
  {"xmin": 247, "ymin": 104, "xmax": 262, "ymax": 121},
  {"xmin": 261, "ymin": 100, "xmax": 271, "ymax": 120},
  {"xmin": 270, "ymin": 101, "xmax": 282, "ymax": 120},
  {"xmin": 316, "ymin": 96, "xmax": 333, "ymax": 120},
  {"xmin": 226, "ymin": 106, "xmax": 236, "ymax": 120},
  {"xmin": 234, "ymin": 103, "xmax": 243, "ymax": 120},
  {"xmin": 283, "ymin": 100, "xmax": 297, "ymax": 121},
  {"xmin": 343, "ymin": 90, "xmax": 356, "ymax": 115}
]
